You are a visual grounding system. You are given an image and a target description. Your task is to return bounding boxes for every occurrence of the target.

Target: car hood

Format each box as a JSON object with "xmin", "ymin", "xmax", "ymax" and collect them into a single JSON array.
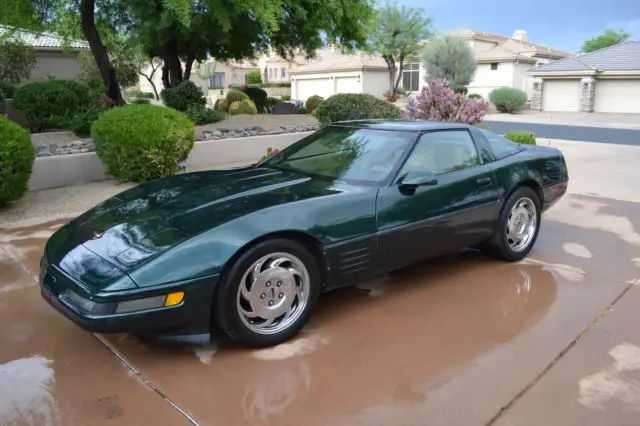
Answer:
[{"xmin": 49, "ymin": 166, "xmax": 340, "ymax": 279}]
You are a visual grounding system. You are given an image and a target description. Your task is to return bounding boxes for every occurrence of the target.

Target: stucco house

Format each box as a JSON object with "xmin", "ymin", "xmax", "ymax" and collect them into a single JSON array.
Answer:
[
  {"xmin": 447, "ymin": 29, "xmax": 570, "ymax": 99},
  {"xmin": 0, "ymin": 25, "xmax": 88, "ymax": 84},
  {"xmin": 289, "ymin": 47, "xmax": 390, "ymax": 101},
  {"xmin": 528, "ymin": 41, "xmax": 640, "ymax": 113}
]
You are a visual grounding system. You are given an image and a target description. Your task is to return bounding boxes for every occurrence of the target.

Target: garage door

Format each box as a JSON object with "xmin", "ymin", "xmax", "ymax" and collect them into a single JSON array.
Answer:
[
  {"xmin": 543, "ymin": 80, "xmax": 581, "ymax": 112},
  {"xmin": 295, "ymin": 78, "xmax": 333, "ymax": 101},
  {"xmin": 595, "ymin": 79, "xmax": 640, "ymax": 113},
  {"xmin": 335, "ymin": 77, "xmax": 360, "ymax": 94}
]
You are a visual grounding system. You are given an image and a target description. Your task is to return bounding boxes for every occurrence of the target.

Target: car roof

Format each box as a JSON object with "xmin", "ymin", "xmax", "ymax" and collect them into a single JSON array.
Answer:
[{"xmin": 328, "ymin": 120, "xmax": 474, "ymax": 132}]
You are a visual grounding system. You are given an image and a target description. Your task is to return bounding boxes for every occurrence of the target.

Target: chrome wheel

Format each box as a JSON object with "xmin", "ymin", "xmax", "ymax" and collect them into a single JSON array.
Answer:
[
  {"xmin": 506, "ymin": 197, "xmax": 537, "ymax": 252},
  {"xmin": 236, "ymin": 252, "xmax": 310, "ymax": 335}
]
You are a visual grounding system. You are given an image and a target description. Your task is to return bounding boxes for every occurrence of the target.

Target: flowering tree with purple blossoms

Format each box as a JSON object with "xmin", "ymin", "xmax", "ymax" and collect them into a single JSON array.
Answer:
[{"xmin": 403, "ymin": 79, "xmax": 488, "ymax": 125}]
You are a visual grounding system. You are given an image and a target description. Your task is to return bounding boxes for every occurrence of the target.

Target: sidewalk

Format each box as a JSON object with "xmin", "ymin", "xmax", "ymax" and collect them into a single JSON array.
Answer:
[{"xmin": 486, "ymin": 111, "xmax": 640, "ymax": 130}]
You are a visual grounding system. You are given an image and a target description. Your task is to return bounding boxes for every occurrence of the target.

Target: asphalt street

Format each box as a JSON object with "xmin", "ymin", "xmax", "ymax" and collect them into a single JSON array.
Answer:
[{"xmin": 485, "ymin": 121, "xmax": 640, "ymax": 146}]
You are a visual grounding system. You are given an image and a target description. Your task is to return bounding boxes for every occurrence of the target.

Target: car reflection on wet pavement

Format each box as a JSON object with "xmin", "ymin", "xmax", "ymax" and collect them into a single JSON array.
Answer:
[{"xmin": 1, "ymin": 192, "xmax": 640, "ymax": 426}]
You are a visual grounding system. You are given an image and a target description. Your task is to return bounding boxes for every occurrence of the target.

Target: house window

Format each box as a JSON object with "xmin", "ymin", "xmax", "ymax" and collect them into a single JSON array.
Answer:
[
  {"xmin": 491, "ymin": 63, "xmax": 498, "ymax": 71},
  {"xmin": 208, "ymin": 72, "xmax": 225, "ymax": 88},
  {"xmin": 281, "ymin": 68, "xmax": 287, "ymax": 78},
  {"xmin": 402, "ymin": 63, "xmax": 420, "ymax": 92},
  {"xmin": 268, "ymin": 68, "xmax": 273, "ymax": 79}
]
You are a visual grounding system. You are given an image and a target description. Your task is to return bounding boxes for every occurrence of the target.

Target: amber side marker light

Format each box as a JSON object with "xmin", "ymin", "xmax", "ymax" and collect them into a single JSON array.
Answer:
[{"xmin": 164, "ymin": 291, "xmax": 185, "ymax": 307}]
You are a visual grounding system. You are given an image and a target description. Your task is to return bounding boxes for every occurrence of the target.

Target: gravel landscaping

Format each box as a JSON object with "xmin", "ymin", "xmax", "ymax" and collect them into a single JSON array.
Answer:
[{"xmin": 31, "ymin": 114, "xmax": 321, "ymax": 157}]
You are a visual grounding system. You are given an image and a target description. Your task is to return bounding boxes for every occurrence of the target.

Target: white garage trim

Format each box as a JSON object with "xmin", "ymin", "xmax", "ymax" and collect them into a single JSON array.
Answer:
[
  {"xmin": 291, "ymin": 70, "xmax": 365, "ymax": 101},
  {"xmin": 543, "ymin": 79, "xmax": 581, "ymax": 112},
  {"xmin": 595, "ymin": 79, "xmax": 640, "ymax": 113}
]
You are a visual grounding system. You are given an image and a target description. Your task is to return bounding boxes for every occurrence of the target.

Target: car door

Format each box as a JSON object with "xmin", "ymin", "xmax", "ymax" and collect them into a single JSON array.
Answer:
[{"xmin": 376, "ymin": 129, "xmax": 501, "ymax": 271}]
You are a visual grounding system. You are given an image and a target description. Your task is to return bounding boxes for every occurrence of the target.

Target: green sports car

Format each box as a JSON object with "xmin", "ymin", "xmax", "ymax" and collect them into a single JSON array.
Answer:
[{"xmin": 39, "ymin": 120, "xmax": 568, "ymax": 347}]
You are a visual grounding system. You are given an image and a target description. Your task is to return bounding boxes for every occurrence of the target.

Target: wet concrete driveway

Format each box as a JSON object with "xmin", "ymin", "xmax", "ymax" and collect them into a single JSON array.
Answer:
[{"xmin": 1, "ymin": 139, "xmax": 640, "ymax": 425}]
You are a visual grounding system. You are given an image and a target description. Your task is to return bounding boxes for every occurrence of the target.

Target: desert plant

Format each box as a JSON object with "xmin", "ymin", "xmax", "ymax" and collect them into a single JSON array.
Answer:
[
  {"xmin": 305, "ymin": 95, "xmax": 324, "ymax": 113},
  {"xmin": 296, "ymin": 106, "xmax": 308, "ymax": 114},
  {"xmin": 403, "ymin": 79, "xmax": 489, "ymax": 125},
  {"xmin": 226, "ymin": 89, "xmax": 250, "ymax": 103},
  {"xmin": 489, "ymin": 87, "xmax": 527, "ymax": 113},
  {"xmin": 453, "ymin": 86, "xmax": 468, "ymax": 95},
  {"xmin": 242, "ymin": 86, "xmax": 268, "ymax": 113},
  {"xmin": 281, "ymin": 95, "xmax": 291, "ymax": 101},
  {"xmin": 396, "ymin": 86, "xmax": 408, "ymax": 97},
  {"xmin": 504, "ymin": 131, "xmax": 536, "ymax": 145},
  {"xmin": 13, "ymin": 80, "xmax": 90, "ymax": 132},
  {"xmin": 160, "ymin": 80, "xmax": 206, "ymax": 112},
  {"xmin": 422, "ymin": 34, "xmax": 476, "ymax": 88},
  {"xmin": 0, "ymin": 82, "xmax": 17, "ymax": 98},
  {"xmin": 228, "ymin": 101, "xmax": 242, "ymax": 115},
  {"xmin": 185, "ymin": 104, "xmax": 225, "ymax": 124},
  {"xmin": 468, "ymin": 93, "xmax": 483, "ymax": 99},
  {"xmin": 91, "ymin": 104, "xmax": 195, "ymax": 182},
  {"xmin": 0, "ymin": 116, "xmax": 35, "ymax": 205},
  {"xmin": 214, "ymin": 98, "xmax": 229, "ymax": 112},
  {"xmin": 247, "ymin": 71, "xmax": 263, "ymax": 84},
  {"xmin": 314, "ymin": 93, "xmax": 402, "ymax": 124},
  {"xmin": 240, "ymin": 99, "xmax": 258, "ymax": 114}
]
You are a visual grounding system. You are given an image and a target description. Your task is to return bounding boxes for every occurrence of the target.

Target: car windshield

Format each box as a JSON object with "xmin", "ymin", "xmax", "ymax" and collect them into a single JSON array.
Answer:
[{"xmin": 263, "ymin": 126, "xmax": 416, "ymax": 184}]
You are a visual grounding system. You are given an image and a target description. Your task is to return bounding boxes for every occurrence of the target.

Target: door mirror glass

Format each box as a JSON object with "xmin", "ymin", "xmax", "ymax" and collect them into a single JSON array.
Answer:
[{"xmin": 400, "ymin": 170, "xmax": 438, "ymax": 186}]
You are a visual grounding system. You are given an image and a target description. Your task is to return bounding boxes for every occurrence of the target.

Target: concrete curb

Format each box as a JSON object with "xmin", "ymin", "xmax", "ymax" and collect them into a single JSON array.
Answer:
[{"xmin": 29, "ymin": 132, "xmax": 311, "ymax": 191}]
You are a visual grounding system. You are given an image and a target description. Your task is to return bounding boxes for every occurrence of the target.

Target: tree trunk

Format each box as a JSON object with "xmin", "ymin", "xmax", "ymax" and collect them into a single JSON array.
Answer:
[
  {"xmin": 161, "ymin": 64, "xmax": 170, "ymax": 89},
  {"xmin": 162, "ymin": 39, "xmax": 183, "ymax": 87},
  {"xmin": 383, "ymin": 55, "xmax": 396, "ymax": 93},
  {"xmin": 80, "ymin": 0, "xmax": 124, "ymax": 105},
  {"xmin": 393, "ymin": 57, "xmax": 405, "ymax": 92},
  {"xmin": 183, "ymin": 55, "xmax": 195, "ymax": 81}
]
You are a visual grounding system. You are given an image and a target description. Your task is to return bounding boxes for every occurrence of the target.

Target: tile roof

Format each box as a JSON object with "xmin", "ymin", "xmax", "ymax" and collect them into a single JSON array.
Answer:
[
  {"xmin": 530, "ymin": 41, "xmax": 640, "ymax": 72},
  {"xmin": 0, "ymin": 25, "xmax": 89, "ymax": 50},
  {"xmin": 448, "ymin": 28, "xmax": 570, "ymax": 59},
  {"xmin": 290, "ymin": 48, "xmax": 387, "ymax": 73}
]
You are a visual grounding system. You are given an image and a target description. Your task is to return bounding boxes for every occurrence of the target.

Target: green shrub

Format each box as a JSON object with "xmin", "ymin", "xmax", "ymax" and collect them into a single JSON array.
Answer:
[
  {"xmin": 91, "ymin": 104, "xmax": 195, "ymax": 182},
  {"xmin": 247, "ymin": 71, "xmax": 263, "ymax": 84},
  {"xmin": 266, "ymin": 97, "xmax": 279, "ymax": 110},
  {"xmin": 0, "ymin": 116, "xmax": 35, "ymax": 205},
  {"xmin": 160, "ymin": 80, "xmax": 206, "ymax": 112},
  {"xmin": 0, "ymin": 82, "xmax": 17, "ymax": 98},
  {"xmin": 281, "ymin": 95, "xmax": 291, "ymax": 101},
  {"xmin": 489, "ymin": 87, "xmax": 527, "ymax": 113},
  {"xmin": 305, "ymin": 95, "xmax": 324, "ymax": 113},
  {"xmin": 315, "ymin": 93, "xmax": 402, "ymax": 124},
  {"xmin": 124, "ymin": 90, "xmax": 154, "ymax": 99},
  {"xmin": 296, "ymin": 106, "xmax": 307, "ymax": 114},
  {"xmin": 453, "ymin": 86, "xmax": 468, "ymax": 95},
  {"xmin": 132, "ymin": 98, "xmax": 151, "ymax": 104},
  {"xmin": 52, "ymin": 80, "xmax": 92, "ymax": 107},
  {"xmin": 214, "ymin": 98, "xmax": 229, "ymax": 112},
  {"xmin": 504, "ymin": 131, "xmax": 536, "ymax": 145},
  {"xmin": 13, "ymin": 80, "xmax": 87, "ymax": 131},
  {"xmin": 227, "ymin": 89, "xmax": 249, "ymax": 103},
  {"xmin": 185, "ymin": 104, "xmax": 225, "ymax": 124},
  {"xmin": 70, "ymin": 106, "xmax": 107, "ymax": 137},
  {"xmin": 242, "ymin": 86, "xmax": 268, "ymax": 114},
  {"xmin": 468, "ymin": 93, "xmax": 482, "ymax": 99},
  {"xmin": 0, "ymin": 91, "xmax": 4, "ymax": 115}
]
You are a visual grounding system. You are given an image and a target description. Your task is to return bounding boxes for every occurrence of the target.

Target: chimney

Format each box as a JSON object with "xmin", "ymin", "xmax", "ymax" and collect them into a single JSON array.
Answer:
[{"xmin": 512, "ymin": 30, "xmax": 528, "ymax": 41}]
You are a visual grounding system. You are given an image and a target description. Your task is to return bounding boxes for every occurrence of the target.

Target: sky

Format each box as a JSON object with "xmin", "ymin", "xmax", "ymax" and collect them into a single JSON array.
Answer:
[{"xmin": 399, "ymin": 0, "xmax": 640, "ymax": 53}]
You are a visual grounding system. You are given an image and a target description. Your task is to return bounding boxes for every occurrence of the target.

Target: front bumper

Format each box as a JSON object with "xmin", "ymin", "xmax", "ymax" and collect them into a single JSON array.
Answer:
[{"xmin": 40, "ymin": 258, "xmax": 218, "ymax": 335}]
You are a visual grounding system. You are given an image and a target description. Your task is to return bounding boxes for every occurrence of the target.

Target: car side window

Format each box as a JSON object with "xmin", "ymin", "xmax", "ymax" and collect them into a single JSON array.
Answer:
[
  {"xmin": 398, "ymin": 130, "xmax": 480, "ymax": 178},
  {"xmin": 479, "ymin": 129, "xmax": 523, "ymax": 159}
]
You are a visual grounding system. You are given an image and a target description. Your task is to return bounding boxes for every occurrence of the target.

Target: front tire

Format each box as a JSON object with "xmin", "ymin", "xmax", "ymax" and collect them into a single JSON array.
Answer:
[
  {"xmin": 480, "ymin": 186, "xmax": 541, "ymax": 261},
  {"xmin": 213, "ymin": 238, "xmax": 321, "ymax": 348}
]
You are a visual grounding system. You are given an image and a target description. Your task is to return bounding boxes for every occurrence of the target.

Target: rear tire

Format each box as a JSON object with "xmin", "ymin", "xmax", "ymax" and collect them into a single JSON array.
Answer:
[
  {"xmin": 479, "ymin": 186, "xmax": 541, "ymax": 261},
  {"xmin": 213, "ymin": 238, "xmax": 321, "ymax": 348}
]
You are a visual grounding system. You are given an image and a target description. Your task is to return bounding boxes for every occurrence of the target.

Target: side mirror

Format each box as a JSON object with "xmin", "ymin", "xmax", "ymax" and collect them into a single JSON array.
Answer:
[{"xmin": 399, "ymin": 170, "xmax": 438, "ymax": 187}]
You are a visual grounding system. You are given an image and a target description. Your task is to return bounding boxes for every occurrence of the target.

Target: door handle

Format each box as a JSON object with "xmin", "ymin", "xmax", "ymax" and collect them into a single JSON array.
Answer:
[{"xmin": 477, "ymin": 177, "xmax": 492, "ymax": 186}]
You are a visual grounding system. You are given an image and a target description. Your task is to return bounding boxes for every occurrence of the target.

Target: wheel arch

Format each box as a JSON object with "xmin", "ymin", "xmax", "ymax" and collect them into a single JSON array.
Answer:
[
  {"xmin": 215, "ymin": 230, "xmax": 329, "ymax": 296},
  {"xmin": 507, "ymin": 179, "xmax": 544, "ymax": 208}
]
